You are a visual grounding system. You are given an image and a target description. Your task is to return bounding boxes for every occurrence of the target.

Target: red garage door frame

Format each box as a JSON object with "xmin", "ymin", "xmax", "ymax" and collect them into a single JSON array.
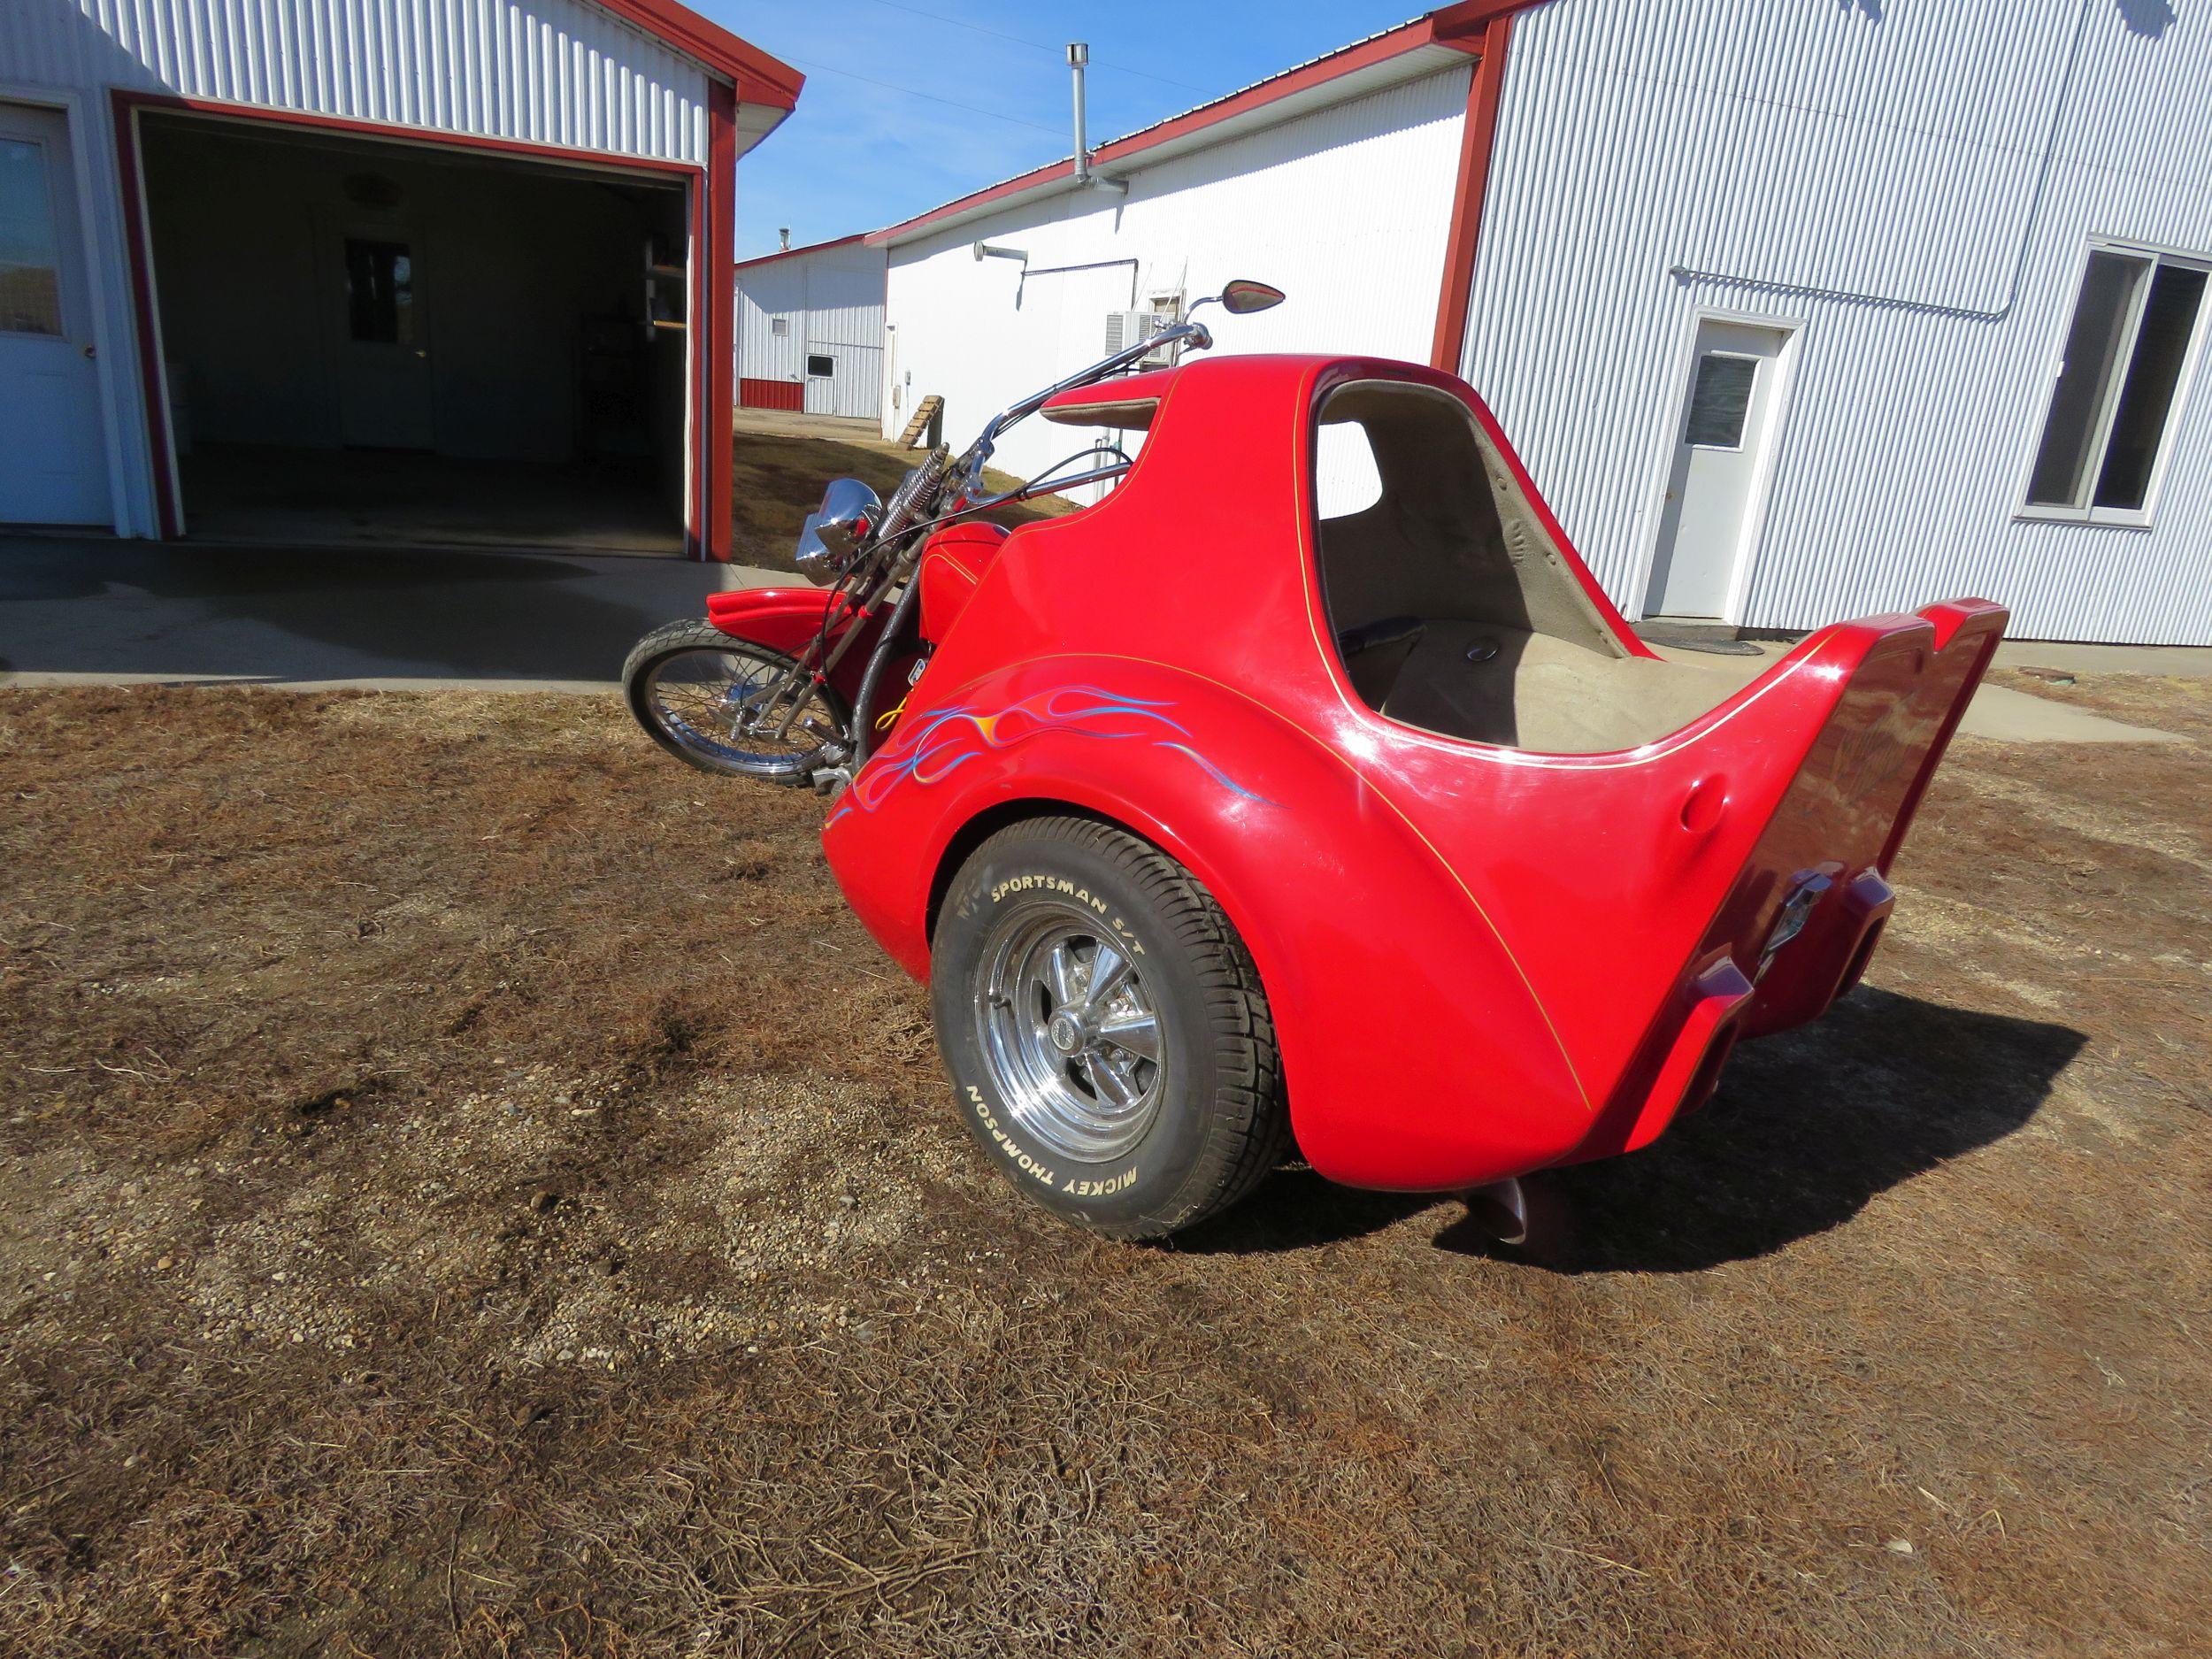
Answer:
[{"xmin": 111, "ymin": 88, "xmax": 742, "ymax": 562}]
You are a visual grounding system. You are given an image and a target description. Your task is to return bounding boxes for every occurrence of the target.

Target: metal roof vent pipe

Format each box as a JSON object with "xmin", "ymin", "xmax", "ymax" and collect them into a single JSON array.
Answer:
[{"xmin": 1067, "ymin": 43, "xmax": 1128, "ymax": 197}]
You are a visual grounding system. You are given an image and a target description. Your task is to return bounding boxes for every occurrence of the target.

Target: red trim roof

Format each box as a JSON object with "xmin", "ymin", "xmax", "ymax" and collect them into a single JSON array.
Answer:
[
  {"xmin": 735, "ymin": 231, "xmax": 872, "ymax": 271},
  {"xmin": 867, "ymin": 2, "xmax": 1532, "ymax": 247},
  {"xmin": 591, "ymin": 0, "xmax": 803, "ymax": 108}
]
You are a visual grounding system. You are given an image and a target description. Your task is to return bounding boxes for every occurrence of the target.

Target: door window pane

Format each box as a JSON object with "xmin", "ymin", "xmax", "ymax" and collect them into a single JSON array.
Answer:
[
  {"xmin": 2093, "ymin": 263, "xmax": 2207, "ymax": 511},
  {"xmin": 344, "ymin": 238, "xmax": 416, "ymax": 345},
  {"xmin": 2028, "ymin": 251, "xmax": 2147, "ymax": 507},
  {"xmin": 0, "ymin": 138, "xmax": 63, "ymax": 337},
  {"xmin": 806, "ymin": 352, "xmax": 833, "ymax": 377},
  {"xmin": 1685, "ymin": 353, "xmax": 1756, "ymax": 449}
]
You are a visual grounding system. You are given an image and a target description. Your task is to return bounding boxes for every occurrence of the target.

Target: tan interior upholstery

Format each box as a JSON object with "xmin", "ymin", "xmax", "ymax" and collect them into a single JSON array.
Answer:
[
  {"xmin": 1379, "ymin": 622, "xmax": 1743, "ymax": 753},
  {"xmin": 1317, "ymin": 381, "xmax": 1738, "ymax": 753}
]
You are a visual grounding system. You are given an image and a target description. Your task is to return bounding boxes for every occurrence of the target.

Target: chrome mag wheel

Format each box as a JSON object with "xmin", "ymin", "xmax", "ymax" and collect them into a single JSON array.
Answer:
[{"xmin": 977, "ymin": 903, "xmax": 1167, "ymax": 1163}]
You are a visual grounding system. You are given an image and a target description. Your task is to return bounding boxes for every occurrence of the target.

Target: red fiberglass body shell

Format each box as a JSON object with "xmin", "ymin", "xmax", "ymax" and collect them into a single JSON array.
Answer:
[{"xmin": 725, "ymin": 354, "xmax": 2006, "ymax": 1194}]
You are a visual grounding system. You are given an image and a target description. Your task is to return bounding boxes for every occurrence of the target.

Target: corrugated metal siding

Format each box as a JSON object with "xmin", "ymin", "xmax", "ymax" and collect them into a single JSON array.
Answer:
[
  {"xmin": 736, "ymin": 242, "xmax": 886, "ymax": 419},
  {"xmin": 739, "ymin": 376, "xmax": 801, "ymax": 411},
  {"xmin": 0, "ymin": 0, "xmax": 713, "ymax": 539},
  {"xmin": 0, "ymin": 0, "xmax": 712, "ymax": 162},
  {"xmin": 1463, "ymin": 0, "xmax": 2212, "ymax": 644},
  {"xmin": 883, "ymin": 65, "xmax": 1471, "ymax": 483}
]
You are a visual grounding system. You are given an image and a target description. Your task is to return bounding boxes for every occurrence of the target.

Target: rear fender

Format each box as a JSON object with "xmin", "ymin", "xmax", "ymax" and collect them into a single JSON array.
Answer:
[
  {"xmin": 820, "ymin": 656, "xmax": 1594, "ymax": 1191},
  {"xmin": 703, "ymin": 586, "xmax": 884, "ymax": 705}
]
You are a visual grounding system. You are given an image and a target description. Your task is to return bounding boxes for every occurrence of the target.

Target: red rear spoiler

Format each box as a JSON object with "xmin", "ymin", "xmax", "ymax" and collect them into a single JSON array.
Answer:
[{"xmin": 1573, "ymin": 597, "xmax": 2008, "ymax": 1164}]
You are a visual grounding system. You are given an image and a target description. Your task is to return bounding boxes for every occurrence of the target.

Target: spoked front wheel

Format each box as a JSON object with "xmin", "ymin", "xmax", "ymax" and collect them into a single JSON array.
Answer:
[{"xmin": 622, "ymin": 619, "xmax": 848, "ymax": 783}]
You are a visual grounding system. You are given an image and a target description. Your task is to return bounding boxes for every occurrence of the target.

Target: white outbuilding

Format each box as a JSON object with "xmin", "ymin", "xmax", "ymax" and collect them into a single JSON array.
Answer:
[
  {"xmin": 873, "ymin": 0, "xmax": 2212, "ymax": 645},
  {"xmin": 0, "ymin": 0, "xmax": 803, "ymax": 560},
  {"xmin": 735, "ymin": 234, "xmax": 887, "ymax": 419}
]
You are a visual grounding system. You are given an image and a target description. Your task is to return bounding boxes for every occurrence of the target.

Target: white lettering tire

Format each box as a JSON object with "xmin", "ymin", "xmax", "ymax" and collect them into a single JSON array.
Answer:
[{"xmin": 931, "ymin": 817, "xmax": 1288, "ymax": 1239}]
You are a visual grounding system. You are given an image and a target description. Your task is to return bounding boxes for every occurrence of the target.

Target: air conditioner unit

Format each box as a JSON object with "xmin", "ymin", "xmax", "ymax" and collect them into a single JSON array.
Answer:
[{"xmin": 1104, "ymin": 309, "xmax": 1176, "ymax": 367}]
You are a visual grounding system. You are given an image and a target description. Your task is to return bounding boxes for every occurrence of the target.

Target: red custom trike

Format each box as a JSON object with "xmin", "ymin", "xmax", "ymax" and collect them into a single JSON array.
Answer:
[{"xmin": 626, "ymin": 283, "xmax": 2004, "ymax": 1239}]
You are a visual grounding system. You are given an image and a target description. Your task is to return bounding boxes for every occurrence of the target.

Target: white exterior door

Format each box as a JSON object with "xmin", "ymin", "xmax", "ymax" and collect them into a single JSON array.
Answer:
[
  {"xmin": 1644, "ymin": 319, "xmax": 1794, "ymax": 619},
  {"xmin": 802, "ymin": 345, "xmax": 835, "ymax": 415},
  {"xmin": 0, "ymin": 102, "xmax": 109, "ymax": 525},
  {"xmin": 885, "ymin": 324, "xmax": 900, "ymax": 428},
  {"xmin": 325, "ymin": 218, "xmax": 434, "ymax": 449}
]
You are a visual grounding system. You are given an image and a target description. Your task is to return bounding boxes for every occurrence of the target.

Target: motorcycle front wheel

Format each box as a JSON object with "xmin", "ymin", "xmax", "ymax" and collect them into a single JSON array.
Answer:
[{"xmin": 622, "ymin": 618, "xmax": 849, "ymax": 783}]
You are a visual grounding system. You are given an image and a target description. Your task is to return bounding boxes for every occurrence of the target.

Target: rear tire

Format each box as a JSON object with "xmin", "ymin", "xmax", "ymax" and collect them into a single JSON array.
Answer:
[
  {"xmin": 622, "ymin": 618, "xmax": 847, "ymax": 782},
  {"xmin": 931, "ymin": 817, "xmax": 1288, "ymax": 1239}
]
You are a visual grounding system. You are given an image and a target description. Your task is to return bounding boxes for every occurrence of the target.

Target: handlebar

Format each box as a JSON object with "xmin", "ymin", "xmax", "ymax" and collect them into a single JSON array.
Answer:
[
  {"xmin": 773, "ymin": 282, "xmax": 1279, "ymax": 784},
  {"xmin": 954, "ymin": 318, "xmax": 1214, "ymax": 504}
]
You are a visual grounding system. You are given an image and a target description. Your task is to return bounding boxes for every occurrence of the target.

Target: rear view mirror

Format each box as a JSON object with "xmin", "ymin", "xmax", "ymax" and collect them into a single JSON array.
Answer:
[{"xmin": 1219, "ymin": 279, "xmax": 1286, "ymax": 315}]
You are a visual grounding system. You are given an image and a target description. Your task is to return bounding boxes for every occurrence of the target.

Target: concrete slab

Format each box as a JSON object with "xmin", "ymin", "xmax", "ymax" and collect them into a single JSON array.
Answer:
[
  {"xmin": 1956, "ymin": 686, "xmax": 2187, "ymax": 743},
  {"xmin": 178, "ymin": 443, "xmax": 685, "ymax": 556},
  {"xmin": 0, "ymin": 534, "xmax": 2195, "ymax": 745},
  {"xmin": 1651, "ymin": 639, "xmax": 2186, "ymax": 745},
  {"xmin": 0, "ymin": 534, "xmax": 797, "ymax": 692},
  {"xmin": 733, "ymin": 408, "xmax": 884, "ymax": 443},
  {"xmin": 1993, "ymin": 641, "xmax": 2212, "ymax": 678}
]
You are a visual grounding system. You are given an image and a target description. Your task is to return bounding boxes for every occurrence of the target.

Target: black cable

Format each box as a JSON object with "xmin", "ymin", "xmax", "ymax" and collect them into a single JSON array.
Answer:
[{"xmin": 849, "ymin": 572, "xmax": 926, "ymax": 770}]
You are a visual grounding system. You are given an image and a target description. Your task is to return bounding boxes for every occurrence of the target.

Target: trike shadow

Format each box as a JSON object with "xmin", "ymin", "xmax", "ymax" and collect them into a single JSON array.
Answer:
[{"xmin": 1179, "ymin": 987, "xmax": 2084, "ymax": 1272}]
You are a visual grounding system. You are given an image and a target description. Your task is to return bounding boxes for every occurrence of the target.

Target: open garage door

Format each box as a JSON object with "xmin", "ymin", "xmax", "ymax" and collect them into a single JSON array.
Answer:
[{"xmin": 137, "ymin": 114, "xmax": 692, "ymax": 557}]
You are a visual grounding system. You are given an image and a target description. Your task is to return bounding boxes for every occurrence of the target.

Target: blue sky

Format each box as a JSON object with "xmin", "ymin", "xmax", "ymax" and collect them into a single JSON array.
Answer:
[{"xmin": 700, "ymin": 1, "xmax": 1428, "ymax": 258}]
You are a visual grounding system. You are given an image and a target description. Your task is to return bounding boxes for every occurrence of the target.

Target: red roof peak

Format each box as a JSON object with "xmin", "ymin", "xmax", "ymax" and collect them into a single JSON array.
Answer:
[
  {"xmin": 734, "ymin": 232, "xmax": 872, "ymax": 271},
  {"xmin": 588, "ymin": 0, "xmax": 803, "ymax": 108},
  {"xmin": 867, "ymin": 3, "xmax": 1534, "ymax": 247}
]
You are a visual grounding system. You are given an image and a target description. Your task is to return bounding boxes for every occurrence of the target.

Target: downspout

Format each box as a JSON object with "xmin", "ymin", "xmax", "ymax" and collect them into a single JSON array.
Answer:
[{"xmin": 1017, "ymin": 257, "xmax": 1141, "ymax": 309}]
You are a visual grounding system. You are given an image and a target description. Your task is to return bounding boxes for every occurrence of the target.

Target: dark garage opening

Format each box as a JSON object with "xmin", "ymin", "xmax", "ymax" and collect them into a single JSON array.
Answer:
[{"xmin": 139, "ymin": 115, "xmax": 691, "ymax": 556}]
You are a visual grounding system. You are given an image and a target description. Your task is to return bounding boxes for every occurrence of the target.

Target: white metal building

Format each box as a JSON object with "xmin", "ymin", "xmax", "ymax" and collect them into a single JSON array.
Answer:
[
  {"xmin": 0, "ymin": 0, "xmax": 802, "ymax": 560},
  {"xmin": 874, "ymin": 0, "xmax": 2212, "ymax": 645},
  {"xmin": 735, "ymin": 233, "xmax": 886, "ymax": 419}
]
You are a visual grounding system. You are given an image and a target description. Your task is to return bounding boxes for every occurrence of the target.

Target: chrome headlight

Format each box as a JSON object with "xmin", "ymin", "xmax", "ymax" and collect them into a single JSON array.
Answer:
[{"xmin": 795, "ymin": 476, "xmax": 882, "ymax": 581}]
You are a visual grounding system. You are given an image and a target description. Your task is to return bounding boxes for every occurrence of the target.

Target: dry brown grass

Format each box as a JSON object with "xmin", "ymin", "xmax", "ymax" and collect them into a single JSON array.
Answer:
[
  {"xmin": 2, "ymin": 680, "xmax": 2206, "ymax": 1656},
  {"xmin": 732, "ymin": 426, "xmax": 1074, "ymax": 572}
]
